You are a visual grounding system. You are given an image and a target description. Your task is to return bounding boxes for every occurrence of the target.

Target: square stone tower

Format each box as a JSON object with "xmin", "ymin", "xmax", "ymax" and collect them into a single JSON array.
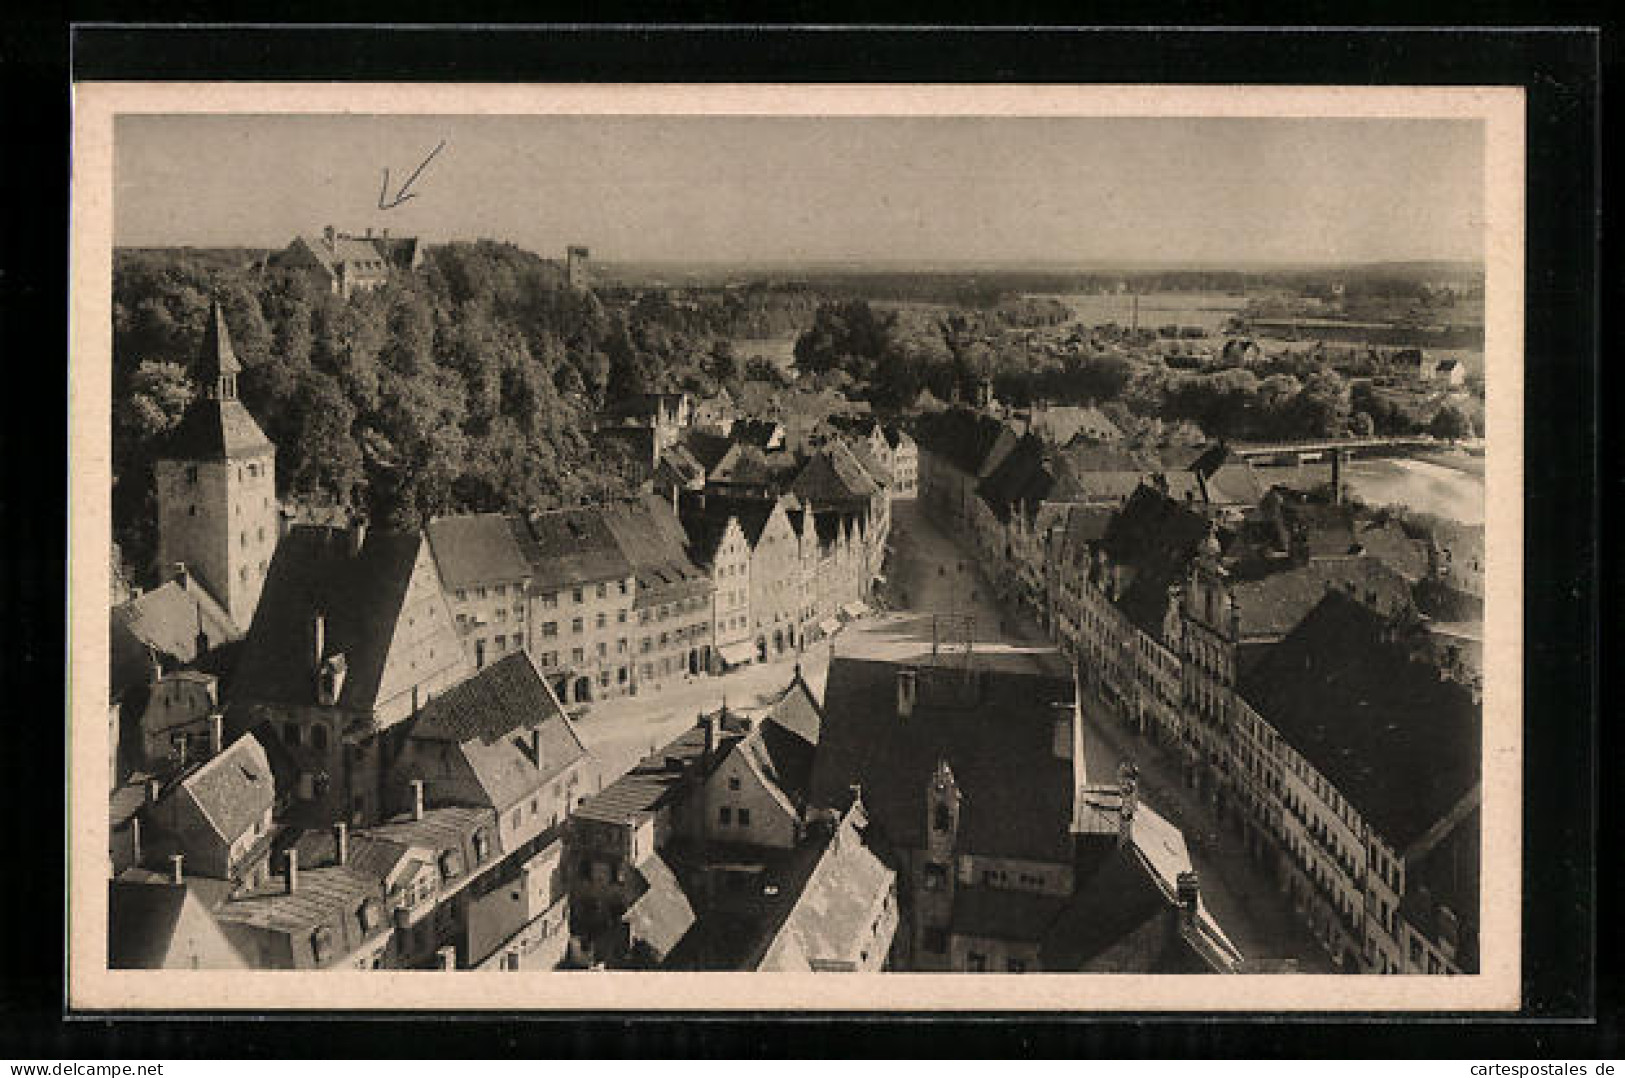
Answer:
[{"xmin": 154, "ymin": 300, "xmax": 280, "ymax": 634}]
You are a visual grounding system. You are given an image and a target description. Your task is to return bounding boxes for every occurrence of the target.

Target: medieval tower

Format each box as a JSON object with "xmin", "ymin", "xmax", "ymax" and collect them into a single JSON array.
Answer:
[{"xmin": 154, "ymin": 300, "xmax": 280, "ymax": 633}]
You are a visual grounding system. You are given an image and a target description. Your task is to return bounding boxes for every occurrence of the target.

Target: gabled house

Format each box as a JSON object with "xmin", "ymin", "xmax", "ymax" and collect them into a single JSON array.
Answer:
[
  {"xmin": 108, "ymin": 878, "xmax": 247, "ymax": 969},
  {"xmin": 227, "ymin": 522, "xmax": 472, "ymax": 828},
  {"xmin": 140, "ymin": 732, "xmax": 278, "ymax": 888}
]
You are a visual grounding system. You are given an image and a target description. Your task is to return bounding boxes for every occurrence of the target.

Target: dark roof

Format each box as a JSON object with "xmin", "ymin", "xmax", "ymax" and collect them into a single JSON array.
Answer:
[
  {"xmin": 747, "ymin": 717, "xmax": 819, "ymax": 807},
  {"xmin": 599, "ymin": 495, "xmax": 713, "ymax": 608},
  {"xmin": 915, "ymin": 408, "xmax": 1021, "ymax": 477},
  {"xmin": 1099, "ymin": 486, "xmax": 1215, "ymax": 637},
  {"xmin": 679, "ymin": 492, "xmax": 785, "ymax": 548},
  {"xmin": 515, "ymin": 507, "xmax": 633, "ymax": 591},
  {"xmin": 1228, "ymin": 556, "xmax": 1415, "ymax": 640},
  {"xmin": 178, "ymin": 733, "xmax": 275, "ymax": 843},
  {"xmin": 197, "ymin": 300, "xmax": 241, "ymax": 378},
  {"xmin": 764, "ymin": 674, "xmax": 824, "ymax": 746},
  {"xmin": 163, "ymin": 394, "xmax": 275, "ymax": 462},
  {"xmin": 1399, "ymin": 804, "xmax": 1479, "ymax": 971},
  {"xmin": 791, "ymin": 444, "xmax": 881, "ymax": 505},
  {"xmin": 732, "ymin": 418, "xmax": 785, "ymax": 449},
  {"xmin": 574, "ymin": 721, "xmax": 741, "ymax": 827},
  {"xmin": 410, "ymin": 650, "xmax": 567, "ymax": 744},
  {"xmin": 425, "ymin": 514, "xmax": 532, "ymax": 590},
  {"xmin": 951, "ymin": 885, "xmax": 1070, "ymax": 942},
  {"xmin": 809, "ymin": 657, "xmax": 1079, "ymax": 864},
  {"xmin": 107, "ymin": 880, "xmax": 239, "ymax": 969},
  {"xmin": 681, "ymin": 429, "xmax": 736, "ymax": 475},
  {"xmin": 1038, "ymin": 845, "xmax": 1175, "ymax": 969},
  {"xmin": 1238, "ymin": 591, "xmax": 1480, "ymax": 848},
  {"xmin": 231, "ymin": 526, "xmax": 461, "ymax": 713}
]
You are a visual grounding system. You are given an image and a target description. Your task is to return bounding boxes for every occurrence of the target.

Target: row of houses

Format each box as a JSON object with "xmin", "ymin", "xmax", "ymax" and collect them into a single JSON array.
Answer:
[
  {"xmin": 913, "ymin": 406, "xmax": 1482, "ymax": 975},
  {"xmin": 563, "ymin": 651, "xmax": 1245, "ymax": 974}
]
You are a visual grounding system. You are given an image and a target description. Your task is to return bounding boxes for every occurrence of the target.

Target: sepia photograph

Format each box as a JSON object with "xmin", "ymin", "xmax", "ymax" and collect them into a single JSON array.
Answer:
[{"xmin": 68, "ymin": 83, "xmax": 1524, "ymax": 1012}]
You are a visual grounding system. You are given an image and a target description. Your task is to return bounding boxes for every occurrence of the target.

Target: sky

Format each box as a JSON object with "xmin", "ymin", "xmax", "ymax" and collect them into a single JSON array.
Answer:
[{"xmin": 114, "ymin": 114, "xmax": 1485, "ymax": 265}]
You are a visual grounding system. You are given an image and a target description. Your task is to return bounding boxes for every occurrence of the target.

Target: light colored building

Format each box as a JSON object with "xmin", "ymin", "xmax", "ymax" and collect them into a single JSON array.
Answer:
[
  {"xmin": 425, "ymin": 513, "xmax": 534, "ymax": 670},
  {"xmin": 269, "ymin": 226, "xmax": 422, "ymax": 298}
]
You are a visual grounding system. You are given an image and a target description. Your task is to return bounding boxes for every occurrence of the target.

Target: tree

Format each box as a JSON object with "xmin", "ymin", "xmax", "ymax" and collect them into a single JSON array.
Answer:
[{"xmin": 1428, "ymin": 403, "xmax": 1472, "ymax": 441}]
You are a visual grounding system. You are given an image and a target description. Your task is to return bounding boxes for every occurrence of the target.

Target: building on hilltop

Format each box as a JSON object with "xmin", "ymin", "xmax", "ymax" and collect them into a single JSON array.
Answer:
[
  {"xmin": 153, "ymin": 300, "xmax": 280, "ymax": 634},
  {"xmin": 268, "ymin": 226, "xmax": 423, "ymax": 298},
  {"xmin": 566, "ymin": 245, "xmax": 591, "ymax": 290}
]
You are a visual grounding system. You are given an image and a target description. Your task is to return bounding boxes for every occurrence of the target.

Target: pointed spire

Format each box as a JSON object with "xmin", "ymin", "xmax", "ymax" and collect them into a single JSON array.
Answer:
[{"xmin": 198, "ymin": 299, "xmax": 241, "ymax": 397}]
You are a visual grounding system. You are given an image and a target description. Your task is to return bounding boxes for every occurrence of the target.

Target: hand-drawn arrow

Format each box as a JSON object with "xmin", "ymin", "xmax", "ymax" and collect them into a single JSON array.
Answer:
[{"xmin": 378, "ymin": 140, "xmax": 446, "ymax": 210}]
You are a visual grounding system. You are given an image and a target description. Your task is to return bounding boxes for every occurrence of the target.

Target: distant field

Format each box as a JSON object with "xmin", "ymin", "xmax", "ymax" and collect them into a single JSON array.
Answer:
[{"xmin": 1024, "ymin": 291, "xmax": 1249, "ymax": 334}]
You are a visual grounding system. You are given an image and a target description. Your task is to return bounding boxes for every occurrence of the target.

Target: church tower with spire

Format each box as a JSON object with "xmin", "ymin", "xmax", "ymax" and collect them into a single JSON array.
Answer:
[{"xmin": 154, "ymin": 300, "xmax": 280, "ymax": 633}]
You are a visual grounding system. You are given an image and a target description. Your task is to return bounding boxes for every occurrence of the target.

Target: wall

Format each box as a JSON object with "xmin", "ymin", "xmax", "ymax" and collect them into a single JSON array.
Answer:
[
  {"xmin": 532, "ymin": 574, "xmax": 637, "ymax": 702},
  {"xmin": 466, "ymin": 840, "xmax": 568, "ymax": 968},
  {"xmin": 702, "ymin": 746, "xmax": 799, "ymax": 850},
  {"xmin": 445, "ymin": 574, "xmax": 529, "ymax": 669}
]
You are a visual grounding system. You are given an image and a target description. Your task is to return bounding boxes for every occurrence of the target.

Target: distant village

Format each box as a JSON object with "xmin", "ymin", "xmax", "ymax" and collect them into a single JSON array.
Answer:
[{"xmin": 106, "ymin": 227, "xmax": 1481, "ymax": 978}]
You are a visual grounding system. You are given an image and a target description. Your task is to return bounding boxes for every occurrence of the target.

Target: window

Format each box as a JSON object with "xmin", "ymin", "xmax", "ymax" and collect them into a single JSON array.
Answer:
[
  {"xmin": 619, "ymin": 580, "xmax": 629, "ymax": 596},
  {"xmin": 476, "ymin": 587, "xmax": 487, "ymax": 600},
  {"xmin": 922, "ymin": 863, "xmax": 947, "ymax": 891},
  {"xmin": 282, "ymin": 722, "xmax": 301, "ymax": 747},
  {"xmin": 572, "ymin": 588, "xmax": 583, "ymax": 604},
  {"xmin": 966, "ymin": 953, "xmax": 987, "ymax": 972},
  {"xmin": 456, "ymin": 589, "xmax": 468, "ymax": 602},
  {"xmin": 718, "ymin": 807, "xmax": 732, "ymax": 826},
  {"xmin": 510, "ymin": 808, "xmax": 522, "ymax": 831},
  {"xmin": 495, "ymin": 584, "xmax": 507, "ymax": 597},
  {"xmin": 541, "ymin": 651, "xmax": 558, "ymax": 668},
  {"xmin": 542, "ymin": 592, "xmax": 558, "ymax": 608},
  {"xmin": 571, "ymin": 617, "xmax": 584, "ymax": 634},
  {"xmin": 737, "ymin": 808, "xmax": 751, "ymax": 827},
  {"xmin": 542, "ymin": 622, "xmax": 558, "ymax": 638},
  {"xmin": 728, "ymin": 777, "xmax": 741, "ymax": 791},
  {"xmin": 596, "ymin": 612, "xmax": 606, "ymax": 630},
  {"xmin": 597, "ymin": 583, "xmax": 607, "ymax": 600}
]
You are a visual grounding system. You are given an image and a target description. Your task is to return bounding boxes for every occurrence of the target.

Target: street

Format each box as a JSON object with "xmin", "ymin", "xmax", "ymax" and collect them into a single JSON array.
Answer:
[{"xmin": 566, "ymin": 495, "xmax": 1331, "ymax": 971}]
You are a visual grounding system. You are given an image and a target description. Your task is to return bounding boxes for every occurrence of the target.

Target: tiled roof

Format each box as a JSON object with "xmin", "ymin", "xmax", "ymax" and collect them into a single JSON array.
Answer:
[
  {"xmin": 1228, "ymin": 556, "xmax": 1415, "ymax": 640},
  {"xmin": 1038, "ymin": 844, "xmax": 1171, "ymax": 968},
  {"xmin": 757, "ymin": 808, "xmax": 895, "ymax": 970},
  {"xmin": 197, "ymin": 300, "xmax": 241, "ymax": 378},
  {"xmin": 111, "ymin": 573, "xmax": 241, "ymax": 675},
  {"xmin": 407, "ymin": 652, "xmax": 586, "ymax": 810},
  {"xmin": 574, "ymin": 720, "xmax": 742, "ymax": 827},
  {"xmin": 914, "ymin": 409, "xmax": 1020, "ymax": 478},
  {"xmin": 763, "ymin": 674, "xmax": 824, "ymax": 747},
  {"xmin": 425, "ymin": 514, "xmax": 532, "ymax": 590},
  {"xmin": 624, "ymin": 852, "xmax": 697, "ymax": 958},
  {"xmin": 732, "ymin": 419, "xmax": 785, "ymax": 449},
  {"xmin": 1099, "ymin": 486, "xmax": 1214, "ymax": 637},
  {"xmin": 162, "ymin": 394, "xmax": 275, "ymax": 462},
  {"xmin": 178, "ymin": 734, "xmax": 275, "ymax": 844},
  {"xmin": 809, "ymin": 657, "xmax": 1079, "ymax": 864},
  {"xmin": 230, "ymin": 526, "xmax": 462, "ymax": 713},
  {"xmin": 599, "ymin": 495, "xmax": 714, "ymax": 608},
  {"xmin": 791, "ymin": 444, "xmax": 881, "ymax": 505},
  {"xmin": 514, "ymin": 507, "xmax": 633, "ymax": 591},
  {"xmin": 1239, "ymin": 591, "xmax": 1480, "ymax": 849},
  {"xmin": 1028, "ymin": 405, "xmax": 1121, "ymax": 446},
  {"xmin": 409, "ymin": 650, "xmax": 567, "ymax": 745},
  {"xmin": 214, "ymin": 862, "xmax": 386, "ymax": 954},
  {"xmin": 678, "ymin": 492, "xmax": 784, "ymax": 549},
  {"xmin": 681, "ymin": 429, "xmax": 736, "ymax": 475},
  {"xmin": 291, "ymin": 829, "xmax": 414, "ymax": 882}
]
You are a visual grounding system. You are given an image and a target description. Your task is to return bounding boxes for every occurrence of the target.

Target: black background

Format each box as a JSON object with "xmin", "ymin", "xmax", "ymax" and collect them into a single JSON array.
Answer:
[{"xmin": 0, "ymin": 17, "xmax": 1606, "ymax": 1058}]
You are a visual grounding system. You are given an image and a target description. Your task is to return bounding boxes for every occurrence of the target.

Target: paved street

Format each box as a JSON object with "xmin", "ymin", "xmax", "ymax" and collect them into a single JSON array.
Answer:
[{"xmin": 566, "ymin": 494, "xmax": 1333, "ymax": 971}]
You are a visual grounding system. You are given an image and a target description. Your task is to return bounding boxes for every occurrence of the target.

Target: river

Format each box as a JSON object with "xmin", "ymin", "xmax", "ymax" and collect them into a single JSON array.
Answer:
[{"xmin": 1342, "ymin": 457, "xmax": 1484, "ymax": 525}]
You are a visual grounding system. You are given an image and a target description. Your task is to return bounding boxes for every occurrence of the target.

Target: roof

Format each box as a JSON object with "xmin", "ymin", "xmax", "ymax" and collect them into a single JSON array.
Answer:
[
  {"xmin": 162, "ymin": 392, "xmax": 275, "ymax": 462},
  {"xmin": 744, "ymin": 716, "xmax": 819, "ymax": 808},
  {"xmin": 791, "ymin": 444, "xmax": 881, "ymax": 505},
  {"xmin": 1238, "ymin": 591, "xmax": 1481, "ymax": 848},
  {"xmin": 407, "ymin": 652, "xmax": 587, "ymax": 809},
  {"xmin": 1028, "ymin": 404, "xmax": 1121, "ymax": 446},
  {"xmin": 757, "ymin": 807, "xmax": 895, "ymax": 970},
  {"xmin": 809, "ymin": 656, "xmax": 1079, "ymax": 864},
  {"xmin": 731, "ymin": 418, "xmax": 785, "ymax": 449},
  {"xmin": 1228, "ymin": 557, "xmax": 1415, "ymax": 640},
  {"xmin": 679, "ymin": 492, "xmax": 785, "ymax": 549},
  {"xmin": 214, "ymin": 863, "xmax": 383, "ymax": 941},
  {"xmin": 291, "ymin": 829, "xmax": 415, "ymax": 882},
  {"xmin": 514, "ymin": 507, "xmax": 633, "ymax": 591},
  {"xmin": 197, "ymin": 300, "xmax": 240, "ymax": 378},
  {"xmin": 762, "ymin": 674, "xmax": 824, "ymax": 746},
  {"xmin": 175, "ymin": 733, "xmax": 275, "ymax": 844},
  {"xmin": 681, "ymin": 429, "xmax": 737, "ymax": 475},
  {"xmin": 952, "ymin": 885, "xmax": 1070, "ymax": 942},
  {"xmin": 1038, "ymin": 844, "xmax": 1173, "ymax": 968},
  {"xmin": 230, "ymin": 525, "xmax": 463, "ymax": 713},
  {"xmin": 1399, "ymin": 804, "xmax": 1479, "ymax": 970},
  {"xmin": 425, "ymin": 514, "xmax": 532, "ymax": 590},
  {"xmin": 111, "ymin": 573, "xmax": 241, "ymax": 668},
  {"xmin": 1098, "ymin": 486, "xmax": 1215, "ymax": 637},
  {"xmin": 624, "ymin": 852, "xmax": 697, "ymax": 958},
  {"xmin": 598, "ymin": 495, "xmax": 714, "ymax": 608},
  {"xmin": 914, "ymin": 408, "xmax": 1020, "ymax": 478},
  {"xmin": 108, "ymin": 879, "xmax": 244, "ymax": 969},
  {"xmin": 573, "ymin": 720, "xmax": 739, "ymax": 827}
]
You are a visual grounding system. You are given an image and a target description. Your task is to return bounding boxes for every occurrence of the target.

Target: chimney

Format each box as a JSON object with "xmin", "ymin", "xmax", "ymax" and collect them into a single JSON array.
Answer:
[
  {"xmin": 410, "ymin": 778, "xmax": 425, "ymax": 821},
  {"xmin": 701, "ymin": 712, "xmax": 716, "ymax": 771},
  {"xmin": 169, "ymin": 853, "xmax": 185, "ymax": 885},
  {"xmin": 896, "ymin": 666, "xmax": 919, "ymax": 719},
  {"xmin": 172, "ymin": 562, "xmax": 188, "ymax": 589},
  {"xmin": 1331, "ymin": 449, "xmax": 1344, "ymax": 505},
  {"xmin": 145, "ymin": 776, "xmax": 163, "ymax": 804},
  {"xmin": 284, "ymin": 848, "xmax": 300, "ymax": 894},
  {"xmin": 1176, "ymin": 870, "xmax": 1200, "ymax": 929},
  {"xmin": 530, "ymin": 727, "xmax": 543, "ymax": 769},
  {"xmin": 348, "ymin": 518, "xmax": 368, "ymax": 556},
  {"xmin": 323, "ymin": 224, "xmax": 336, "ymax": 250},
  {"xmin": 334, "ymin": 822, "xmax": 349, "ymax": 867},
  {"xmin": 207, "ymin": 712, "xmax": 224, "ymax": 757},
  {"xmin": 1117, "ymin": 761, "xmax": 1139, "ymax": 845},
  {"xmin": 130, "ymin": 816, "xmax": 143, "ymax": 867},
  {"xmin": 437, "ymin": 945, "xmax": 458, "ymax": 971},
  {"xmin": 146, "ymin": 646, "xmax": 164, "ymax": 686}
]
